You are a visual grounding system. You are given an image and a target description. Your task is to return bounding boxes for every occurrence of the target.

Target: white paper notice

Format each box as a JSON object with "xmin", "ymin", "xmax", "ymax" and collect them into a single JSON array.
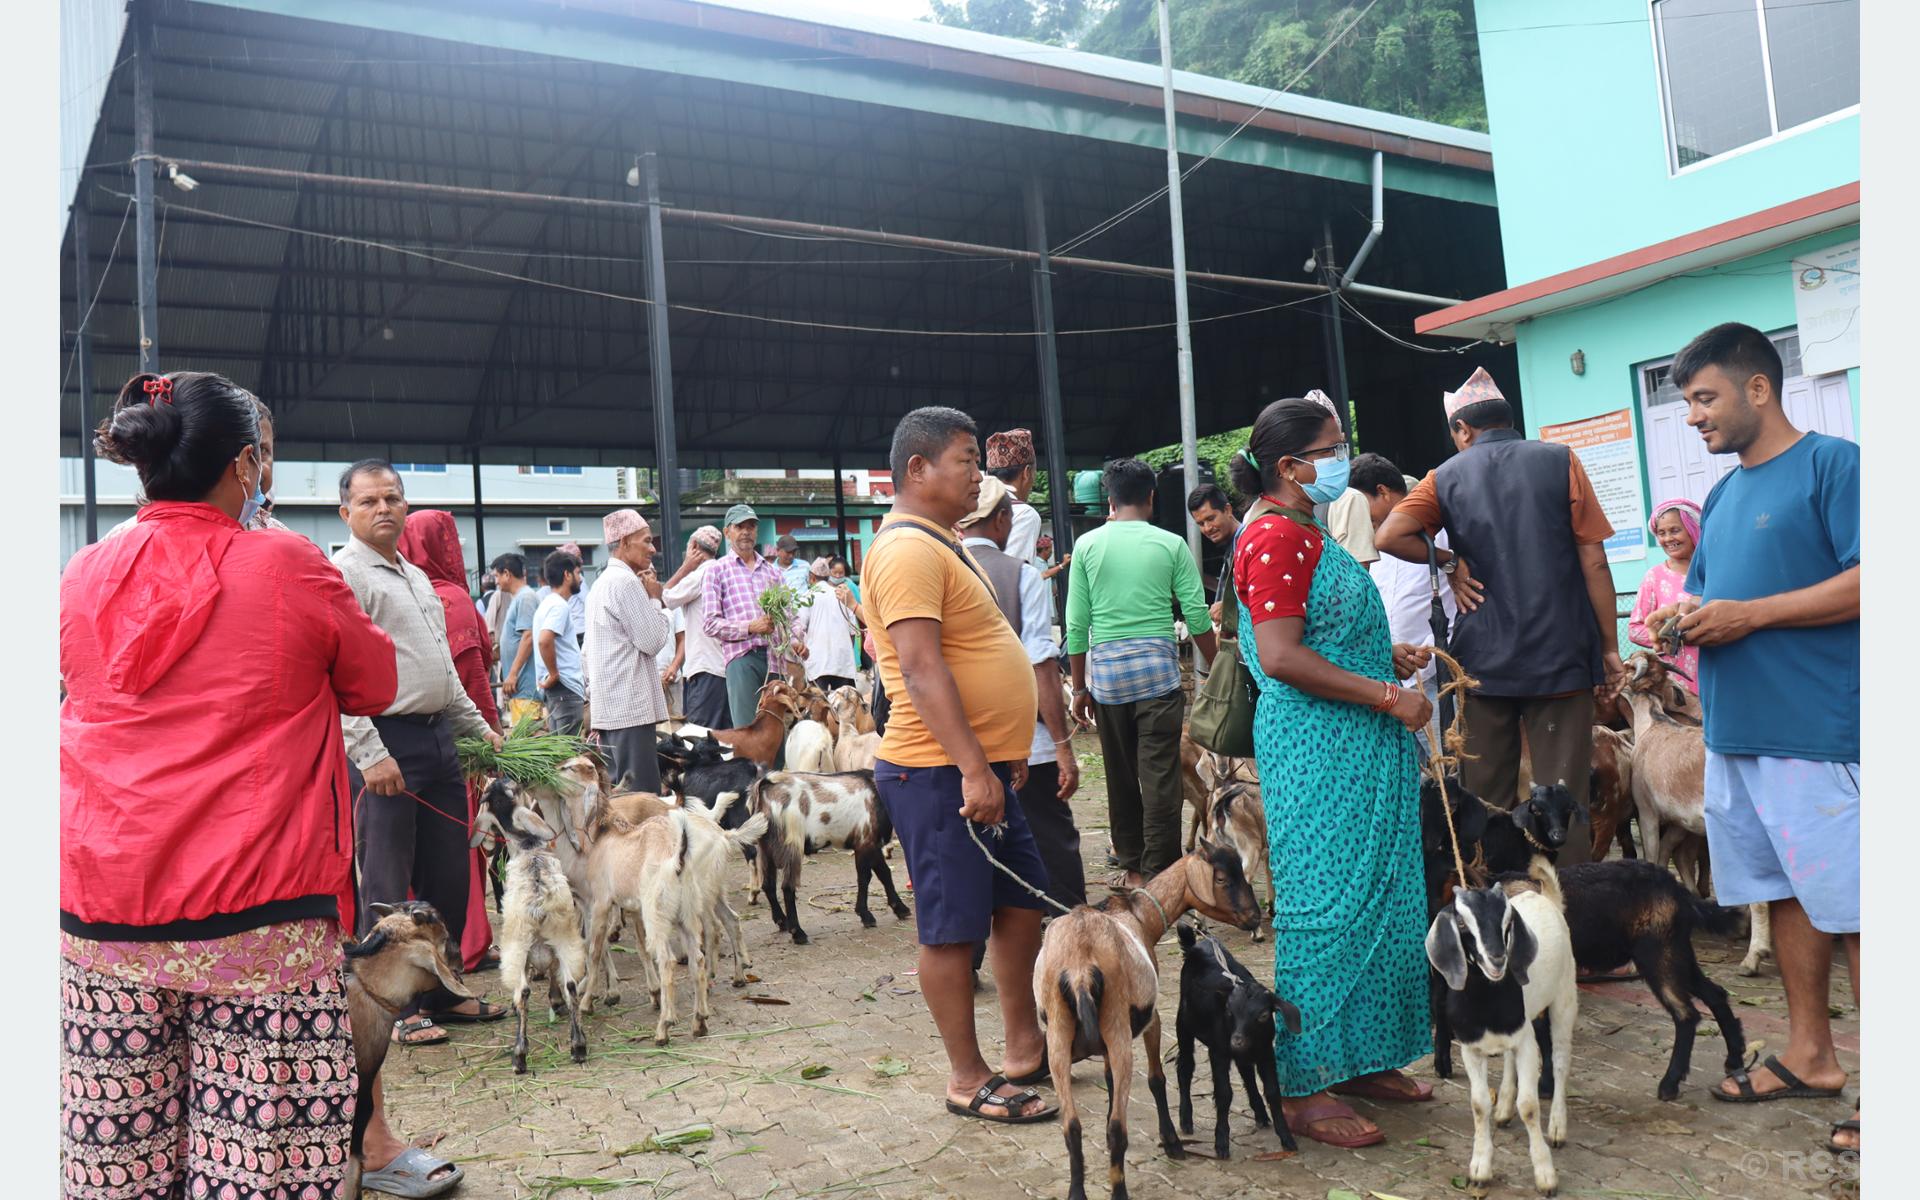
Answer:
[
  {"xmin": 1539, "ymin": 409, "xmax": 1647, "ymax": 564},
  {"xmin": 1793, "ymin": 240, "xmax": 1860, "ymax": 378}
]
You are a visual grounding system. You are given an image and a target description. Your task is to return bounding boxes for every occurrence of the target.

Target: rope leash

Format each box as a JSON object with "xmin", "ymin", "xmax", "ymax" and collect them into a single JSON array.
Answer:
[
  {"xmin": 354, "ymin": 783, "xmax": 502, "ymax": 851},
  {"xmin": 966, "ymin": 813, "xmax": 1187, "ymax": 945},
  {"xmin": 1418, "ymin": 647, "xmax": 1482, "ymax": 892}
]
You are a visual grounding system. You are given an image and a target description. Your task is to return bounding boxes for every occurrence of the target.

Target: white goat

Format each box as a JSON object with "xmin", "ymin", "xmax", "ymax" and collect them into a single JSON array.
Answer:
[
  {"xmin": 579, "ymin": 800, "xmax": 768, "ymax": 1044},
  {"xmin": 470, "ymin": 779, "xmax": 590, "ymax": 1074},
  {"xmin": 1426, "ymin": 861, "xmax": 1577, "ymax": 1199},
  {"xmin": 826, "ymin": 686, "xmax": 882, "ymax": 772},
  {"xmin": 784, "ymin": 717, "xmax": 836, "ymax": 774}
]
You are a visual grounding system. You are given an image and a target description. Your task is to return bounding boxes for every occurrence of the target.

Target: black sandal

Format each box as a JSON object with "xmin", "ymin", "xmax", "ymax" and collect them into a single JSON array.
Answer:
[
  {"xmin": 1005, "ymin": 1056, "xmax": 1053, "ymax": 1087},
  {"xmin": 1826, "ymin": 1117, "xmax": 1860, "ymax": 1155},
  {"xmin": 946, "ymin": 1074, "xmax": 1058, "ymax": 1124},
  {"xmin": 428, "ymin": 999, "xmax": 509, "ymax": 1024},
  {"xmin": 1712, "ymin": 1054, "xmax": 1845, "ymax": 1103}
]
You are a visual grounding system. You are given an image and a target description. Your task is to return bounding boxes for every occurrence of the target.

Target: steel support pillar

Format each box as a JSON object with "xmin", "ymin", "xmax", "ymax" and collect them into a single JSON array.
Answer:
[
  {"xmin": 471, "ymin": 456, "xmax": 487, "ymax": 586},
  {"xmin": 832, "ymin": 452, "xmax": 849, "ymax": 563},
  {"xmin": 1319, "ymin": 219, "xmax": 1354, "ymax": 445},
  {"xmin": 73, "ymin": 202, "xmax": 99, "ymax": 544},
  {"xmin": 1023, "ymin": 175, "xmax": 1073, "ymax": 612},
  {"xmin": 132, "ymin": 1, "xmax": 159, "ymax": 373},
  {"xmin": 638, "ymin": 152, "xmax": 682, "ymax": 574}
]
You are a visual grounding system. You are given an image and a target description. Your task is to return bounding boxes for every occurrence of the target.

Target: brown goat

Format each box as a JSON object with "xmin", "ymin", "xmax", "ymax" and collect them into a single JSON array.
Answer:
[
  {"xmin": 342, "ymin": 902, "xmax": 472, "ymax": 1199},
  {"xmin": 693, "ymin": 678, "xmax": 805, "ymax": 765},
  {"xmin": 1034, "ymin": 841, "xmax": 1265, "ymax": 1200},
  {"xmin": 1589, "ymin": 725, "xmax": 1637, "ymax": 860}
]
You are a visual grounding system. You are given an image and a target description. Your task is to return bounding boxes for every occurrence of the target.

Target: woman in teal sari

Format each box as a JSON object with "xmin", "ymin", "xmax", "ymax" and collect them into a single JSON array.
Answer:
[{"xmin": 1228, "ymin": 397, "xmax": 1437, "ymax": 1149}]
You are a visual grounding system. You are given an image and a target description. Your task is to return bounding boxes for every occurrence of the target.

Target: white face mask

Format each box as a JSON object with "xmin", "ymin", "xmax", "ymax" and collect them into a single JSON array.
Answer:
[{"xmin": 237, "ymin": 446, "xmax": 267, "ymax": 526}]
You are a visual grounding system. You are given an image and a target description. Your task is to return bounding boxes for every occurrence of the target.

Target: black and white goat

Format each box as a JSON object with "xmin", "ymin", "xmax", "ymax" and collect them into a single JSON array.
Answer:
[
  {"xmin": 659, "ymin": 732, "xmax": 764, "ymax": 893},
  {"xmin": 750, "ymin": 769, "xmax": 909, "ymax": 943},
  {"xmin": 1426, "ymin": 861, "xmax": 1577, "ymax": 1199},
  {"xmin": 1173, "ymin": 924, "xmax": 1299, "ymax": 1159},
  {"xmin": 471, "ymin": 778, "xmax": 590, "ymax": 1074},
  {"xmin": 1478, "ymin": 785, "xmax": 1748, "ymax": 1103}
]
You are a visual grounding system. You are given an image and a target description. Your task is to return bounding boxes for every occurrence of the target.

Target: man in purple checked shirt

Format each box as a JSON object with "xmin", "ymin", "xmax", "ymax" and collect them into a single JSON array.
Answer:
[{"xmin": 702, "ymin": 503, "xmax": 802, "ymax": 728}]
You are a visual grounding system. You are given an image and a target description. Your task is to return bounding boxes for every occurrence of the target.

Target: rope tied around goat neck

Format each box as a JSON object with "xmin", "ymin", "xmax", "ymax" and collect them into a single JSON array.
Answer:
[{"xmin": 1419, "ymin": 647, "xmax": 1483, "ymax": 892}]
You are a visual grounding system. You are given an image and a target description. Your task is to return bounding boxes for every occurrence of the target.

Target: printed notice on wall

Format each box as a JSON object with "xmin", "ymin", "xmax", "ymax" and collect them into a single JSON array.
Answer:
[
  {"xmin": 1539, "ymin": 409, "xmax": 1646, "ymax": 563},
  {"xmin": 1793, "ymin": 240, "xmax": 1860, "ymax": 377}
]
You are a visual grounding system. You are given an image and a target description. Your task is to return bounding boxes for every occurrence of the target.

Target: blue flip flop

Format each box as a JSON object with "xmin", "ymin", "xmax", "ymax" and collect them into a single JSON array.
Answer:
[{"xmin": 360, "ymin": 1147, "xmax": 464, "ymax": 1198}]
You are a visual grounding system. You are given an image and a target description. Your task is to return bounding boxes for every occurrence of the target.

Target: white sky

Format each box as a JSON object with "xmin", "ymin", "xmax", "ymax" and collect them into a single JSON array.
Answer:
[{"xmin": 801, "ymin": 0, "xmax": 935, "ymax": 21}]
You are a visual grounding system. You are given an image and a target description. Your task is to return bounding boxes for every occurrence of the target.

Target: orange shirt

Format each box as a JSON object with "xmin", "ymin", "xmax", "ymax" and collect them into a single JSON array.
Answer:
[
  {"xmin": 863, "ymin": 514, "xmax": 1038, "ymax": 768},
  {"xmin": 1393, "ymin": 452, "xmax": 1614, "ymax": 546}
]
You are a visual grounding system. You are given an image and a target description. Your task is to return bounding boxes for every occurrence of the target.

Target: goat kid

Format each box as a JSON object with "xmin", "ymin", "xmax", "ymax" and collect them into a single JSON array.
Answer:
[
  {"xmin": 1174, "ymin": 924, "xmax": 1300, "ymax": 1159},
  {"xmin": 751, "ymin": 769, "xmax": 908, "ymax": 942},
  {"xmin": 341, "ymin": 902, "xmax": 472, "ymax": 1199},
  {"xmin": 826, "ymin": 685, "xmax": 882, "ymax": 772},
  {"xmin": 1588, "ymin": 725, "xmax": 1638, "ymax": 861},
  {"xmin": 680, "ymin": 677, "xmax": 805, "ymax": 765},
  {"xmin": 471, "ymin": 779, "xmax": 591, "ymax": 1073},
  {"xmin": 1427, "ymin": 862, "xmax": 1577, "ymax": 1199},
  {"xmin": 1035, "ymin": 839, "xmax": 1264, "ymax": 1200}
]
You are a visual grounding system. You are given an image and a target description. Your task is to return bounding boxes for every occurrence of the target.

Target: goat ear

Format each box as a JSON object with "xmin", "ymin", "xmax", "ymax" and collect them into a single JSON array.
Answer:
[
  {"xmin": 468, "ymin": 812, "xmax": 496, "ymax": 849},
  {"xmin": 1272, "ymin": 995, "xmax": 1303, "ymax": 1035},
  {"xmin": 413, "ymin": 941, "xmax": 474, "ymax": 1001},
  {"xmin": 1426, "ymin": 911, "xmax": 1469, "ymax": 991},
  {"xmin": 343, "ymin": 928, "xmax": 390, "ymax": 961},
  {"xmin": 512, "ymin": 806, "xmax": 557, "ymax": 841},
  {"xmin": 1507, "ymin": 911, "xmax": 1538, "ymax": 987}
]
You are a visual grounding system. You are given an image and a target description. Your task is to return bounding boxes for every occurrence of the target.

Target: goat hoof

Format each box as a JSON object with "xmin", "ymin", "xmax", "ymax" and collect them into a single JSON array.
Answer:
[
  {"xmin": 694, "ymin": 1019, "xmax": 709, "ymax": 1038},
  {"xmin": 1657, "ymin": 1081, "xmax": 1681, "ymax": 1102},
  {"xmin": 1215, "ymin": 1143, "xmax": 1230, "ymax": 1160},
  {"xmin": 791, "ymin": 930, "xmax": 810, "ymax": 946},
  {"xmin": 512, "ymin": 1056, "xmax": 528, "ymax": 1076},
  {"xmin": 858, "ymin": 914, "xmax": 877, "ymax": 929},
  {"xmin": 571, "ymin": 1044, "xmax": 587, "ymax": 1065},
  {"xmin": 1548, "ymin": 1132, "xmax": 1566, "ymax": 1149},
  {"xmin": 1467, "ymin": 1178, "xmax": 1491, "ymax": 1200},
  {"xmin": 891, "ymin": 905, "xmax": 911, "ymax": 920},
  {"xmin": 1495, "ymin": 1113, "xmax": 1514, "ymax": 1128},
  {"xmin": 732, "ymin": 979, "xmax": 748, "ymax": 989},
  {"xmin": 653, "ymin": 1032, "xmax": 669, "ymax": 1047}
]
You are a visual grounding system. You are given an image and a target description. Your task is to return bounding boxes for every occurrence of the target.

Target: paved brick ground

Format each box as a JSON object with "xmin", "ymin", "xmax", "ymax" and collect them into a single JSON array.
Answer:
[{"xmin": 377, "ymin": 738, "xmax": 1859, "ymax": 1200}]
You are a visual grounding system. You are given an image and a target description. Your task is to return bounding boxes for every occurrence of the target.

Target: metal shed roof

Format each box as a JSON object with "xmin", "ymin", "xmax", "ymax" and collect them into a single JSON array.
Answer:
[{"xmin": 61, "ymin": 0, "xmax": 1514, "ymax": 477}]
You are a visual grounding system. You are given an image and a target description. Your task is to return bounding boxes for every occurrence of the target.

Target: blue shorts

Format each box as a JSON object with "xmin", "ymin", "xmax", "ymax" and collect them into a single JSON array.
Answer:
[
  {"xmin": 874, "ymin": 759, "xmax": 1052, "ymax": 946},
  {"xmin": 1704, "ymin": 752, "xmax": 1859, "ymax": 934}
]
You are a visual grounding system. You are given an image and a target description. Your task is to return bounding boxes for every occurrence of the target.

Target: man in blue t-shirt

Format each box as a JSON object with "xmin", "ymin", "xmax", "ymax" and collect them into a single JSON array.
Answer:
[
  {"xmin": 490, "ymin": 553, "xmax": 544, "ymax": 722},
  {"xmin": 1648, "ymin": 324, "xmax": 1858, "ymax": 1144}
]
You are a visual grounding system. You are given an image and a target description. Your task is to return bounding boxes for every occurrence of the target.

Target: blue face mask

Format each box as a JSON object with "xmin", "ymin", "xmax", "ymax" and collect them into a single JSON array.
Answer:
[
  {"xmin": 237, "ymin": 447, "xmax": 267, "ymax": 527},
  {"xmin": 1299, "ymin": 454, "xmax": 1351, "ymax": 505}
]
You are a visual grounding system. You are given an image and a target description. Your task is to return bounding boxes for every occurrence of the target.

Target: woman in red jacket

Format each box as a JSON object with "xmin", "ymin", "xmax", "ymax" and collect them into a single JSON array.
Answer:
[
  {"xmin": 61, "ymin": 371, "xmax": 399, "ymax": 1200},
  {"xmin": 397, "ymin": 509, "xmax": 503, "ymax": 973}
]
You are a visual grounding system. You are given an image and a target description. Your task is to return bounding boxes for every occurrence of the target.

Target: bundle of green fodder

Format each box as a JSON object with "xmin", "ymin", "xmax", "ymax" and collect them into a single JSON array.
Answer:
[{"xmin": 457, "ymin": 715, "xmax": 594, "ymax": 788}]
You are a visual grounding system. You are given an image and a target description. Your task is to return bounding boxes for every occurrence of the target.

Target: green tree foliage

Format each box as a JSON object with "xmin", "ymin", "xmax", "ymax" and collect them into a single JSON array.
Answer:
[
  {"xmin": 1048, "ymin": 0, "xmax": 1486, "ymax": 132},
  {"xmin": 928, "ymin": 0, "xmax": 1105, "ymax": 45},
  {"xmin": 1136, "ymin": 425, "xmax": 1254, "ymax": 503}
]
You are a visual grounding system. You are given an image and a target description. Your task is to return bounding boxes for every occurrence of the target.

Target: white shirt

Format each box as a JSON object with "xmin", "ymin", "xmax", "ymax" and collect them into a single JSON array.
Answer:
[
  {"xmin": 662, "ymin": 559, "xmax": 725, "ymax": 679},
  {"xmin": 583, "ymin": 558, "xmax": 671, "ymax": 729},
  {"xmin": 1007, "ymin": 501, "xmax": 1042, "ymax": 566},
  {"xmin": 964, "ymin": 536, "xmax": 1061, "ymax": 765},
  {"xmin": 1372, "ymin": 528, "xmax": 1456, "ymax": 686},
  {"xmin": 655, "ymin": 603, "xmax": 684, "ymax": 675},
  {"xmin": 798, "ymin": 579, "xmax": 860, "ymax": 682}
]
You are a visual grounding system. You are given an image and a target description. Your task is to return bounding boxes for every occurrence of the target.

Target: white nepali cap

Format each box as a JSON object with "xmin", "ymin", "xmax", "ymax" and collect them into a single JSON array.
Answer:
[{"xmin": 1443, "ymin": 367, "xmax": 1504, "ymax": 420}]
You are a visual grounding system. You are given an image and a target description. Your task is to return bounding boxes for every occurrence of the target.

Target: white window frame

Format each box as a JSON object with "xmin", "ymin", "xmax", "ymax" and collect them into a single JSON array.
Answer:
[
  {"xmin": 546, "ymin": 517, "xmax": 571, "ymax": 536},
  {"xmin": 1649, "ymin": 0, "xmax": 1860, "ymax": 176}
]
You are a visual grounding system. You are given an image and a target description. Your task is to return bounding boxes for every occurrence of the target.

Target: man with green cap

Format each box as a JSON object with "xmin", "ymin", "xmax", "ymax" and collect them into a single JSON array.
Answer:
[{"xmin": 702, "ymin": 502, "xmax": 792, "ymax": 727}]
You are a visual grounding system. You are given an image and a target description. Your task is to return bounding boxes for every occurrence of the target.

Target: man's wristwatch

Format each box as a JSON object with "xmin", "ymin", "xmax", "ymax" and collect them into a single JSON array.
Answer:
[
  {"xmin": 1073, "ymin": 687, "xmax": 1091, "ymax": 698},
  {"xmin": 1440, "ymin": 557, "xmax": 1458, "ymax": 575}
]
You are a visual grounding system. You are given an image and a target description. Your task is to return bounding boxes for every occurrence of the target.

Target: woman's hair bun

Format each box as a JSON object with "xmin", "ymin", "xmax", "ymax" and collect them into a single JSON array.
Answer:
[
  {"xmin": 94, "ymin": 374, "xmax": 184, "ymax": 468},
  {"xmin": 92, "ymin": 370, "xmax": 261, "ymax": 502}
]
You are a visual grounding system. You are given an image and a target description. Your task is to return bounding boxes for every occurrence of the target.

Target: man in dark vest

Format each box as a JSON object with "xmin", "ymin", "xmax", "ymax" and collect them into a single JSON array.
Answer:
[
  {"xmin": 958, "ymin": 474, "xmax": 1086, "ymax": 911},
  {"xmin": 1377, "ymin": 368, "xmax": 1626, "ymax": 862}
]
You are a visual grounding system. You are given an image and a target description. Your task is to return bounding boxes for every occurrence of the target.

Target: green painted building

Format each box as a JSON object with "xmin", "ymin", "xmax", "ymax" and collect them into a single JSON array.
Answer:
[{"xmin": 1419, "ymin": 0, "xmax": 1859, "ymax": 595}]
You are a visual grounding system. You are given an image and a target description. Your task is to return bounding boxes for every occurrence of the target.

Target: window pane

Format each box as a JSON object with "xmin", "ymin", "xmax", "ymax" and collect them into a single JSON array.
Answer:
[
  {"xmin": 1764, "ymin": 0, "xmax": 1859, "ymax": 129},
  {"xmin": 1658, "ymin": 0, "xmax": 1772, "ymax": 167}
]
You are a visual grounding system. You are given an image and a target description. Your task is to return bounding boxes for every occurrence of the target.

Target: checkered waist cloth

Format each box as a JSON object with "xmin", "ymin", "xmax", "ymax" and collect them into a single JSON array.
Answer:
[{"xmin": 1087, "ymin": 637, "xmax": 1180, "ymax": 706}]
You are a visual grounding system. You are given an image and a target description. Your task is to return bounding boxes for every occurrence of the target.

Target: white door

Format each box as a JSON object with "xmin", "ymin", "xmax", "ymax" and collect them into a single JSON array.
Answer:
[{"xmin": 1637, "ymin": 331, "xmax": 1852, "ymax": 509}]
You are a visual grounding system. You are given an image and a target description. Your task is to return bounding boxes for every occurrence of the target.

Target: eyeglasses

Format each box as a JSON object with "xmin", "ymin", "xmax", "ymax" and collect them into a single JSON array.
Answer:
[{"xmin": 1295, "ymin": 441, "xmax": 1351, "ymax": 463}]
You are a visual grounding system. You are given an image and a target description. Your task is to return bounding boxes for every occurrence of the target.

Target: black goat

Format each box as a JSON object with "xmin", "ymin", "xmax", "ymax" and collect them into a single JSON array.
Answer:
[
  {"xmin": 1484, "ymin": 785, "xmax": 1748, "ymax": 1101},
  {"xmin": 1174, "ymin": 924, "xmax": 1300, "ymax": 1159}
]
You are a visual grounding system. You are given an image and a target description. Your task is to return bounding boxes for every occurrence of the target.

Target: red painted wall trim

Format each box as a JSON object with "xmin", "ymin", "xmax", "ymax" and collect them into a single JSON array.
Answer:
[
  {"xmin": 529, "ymin": 0, "xmax": 1493, "ymax": 173},
  {"xmin": 1415, "ymin": 182, "xmax": 1860, "ymax": 335}
]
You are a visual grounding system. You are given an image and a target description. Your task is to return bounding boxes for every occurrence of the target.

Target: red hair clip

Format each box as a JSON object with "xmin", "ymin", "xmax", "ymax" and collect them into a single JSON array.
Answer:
[{"xmin": 142, "ymin": 377, "xmax": 173, "ymax": 405}]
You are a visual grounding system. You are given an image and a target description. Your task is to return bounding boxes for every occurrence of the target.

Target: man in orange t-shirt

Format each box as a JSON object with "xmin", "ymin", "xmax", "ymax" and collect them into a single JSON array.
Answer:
[
  {"xmin": 1377, "ymin": 369, "xmax": 1626, "ymax": 860},
  {"xmin": 864, "ymin": 406, "xmax": 1054, "ymax": 1127}
]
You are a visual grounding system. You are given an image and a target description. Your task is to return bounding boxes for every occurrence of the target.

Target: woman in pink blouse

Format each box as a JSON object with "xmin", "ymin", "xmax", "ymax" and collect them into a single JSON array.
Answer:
[{"xmin": 1627, "ymin": 498, "xmax": 1703, "ymax": 692}]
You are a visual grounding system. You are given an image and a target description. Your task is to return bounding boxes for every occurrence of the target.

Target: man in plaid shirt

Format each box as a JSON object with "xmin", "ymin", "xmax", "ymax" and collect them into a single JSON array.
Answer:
[{"xmin": 702, "ymin": 503, "xmax": 801, "ymax": 728}]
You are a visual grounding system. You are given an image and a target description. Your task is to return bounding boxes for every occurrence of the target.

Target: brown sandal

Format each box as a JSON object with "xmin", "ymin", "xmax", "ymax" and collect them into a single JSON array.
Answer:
[{"xmin": 1289, "ymin": 1098, "xmax": 1385, "ymax": 1148}]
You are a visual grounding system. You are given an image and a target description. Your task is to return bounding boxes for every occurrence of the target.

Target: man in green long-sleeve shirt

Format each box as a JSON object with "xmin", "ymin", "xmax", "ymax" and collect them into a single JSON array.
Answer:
[{"xmin": 1067, "ymin": 459, "xmax": 1217, "ymax": 883}]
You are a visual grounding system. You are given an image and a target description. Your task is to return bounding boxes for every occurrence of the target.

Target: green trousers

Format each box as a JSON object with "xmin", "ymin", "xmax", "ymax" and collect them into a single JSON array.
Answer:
[
  {"xmin": 724, "ymin": 648, "xmax": 769, "ymax": 730},
  {"xmin": 1094, "ymin": 687, "xmax": 1187, "ymax": 878}
]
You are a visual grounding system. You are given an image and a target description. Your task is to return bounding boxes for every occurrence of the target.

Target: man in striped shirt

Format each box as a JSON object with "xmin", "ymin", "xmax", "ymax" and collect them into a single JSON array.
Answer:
[
  {"xmin": 702, "ymin": 503, "xmax": 793, "ymax": 728},
  {"xmin": 584, "ymin": 509, "xmax": 671, "ymax": 791}
]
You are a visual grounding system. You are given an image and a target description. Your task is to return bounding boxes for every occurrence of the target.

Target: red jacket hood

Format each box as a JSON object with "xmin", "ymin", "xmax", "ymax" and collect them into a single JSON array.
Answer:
[
  {"xmin": 71, "ymin": 502, "xmax": 240, "ymax": 696},
  {"xmin": 397, "ymin": 509, "xmax": 467, "ymax": 590}
]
